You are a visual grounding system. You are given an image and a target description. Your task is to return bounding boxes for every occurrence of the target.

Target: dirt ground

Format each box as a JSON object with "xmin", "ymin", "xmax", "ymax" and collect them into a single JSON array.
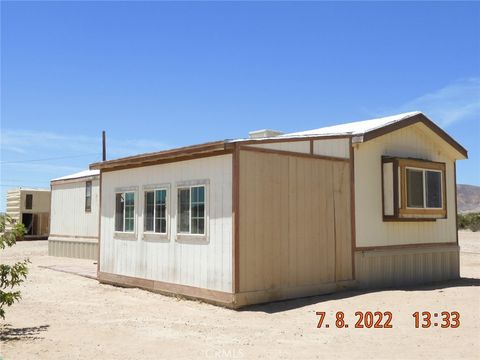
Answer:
[{"xmin": 1, "ymin": 232, "xmax": 479, "ymax": 360}]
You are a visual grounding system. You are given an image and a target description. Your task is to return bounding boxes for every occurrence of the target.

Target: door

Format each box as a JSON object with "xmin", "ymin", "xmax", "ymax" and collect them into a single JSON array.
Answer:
[{"xmin": 22, "ymin": 213, "xmax": 34, "ymax": 236}]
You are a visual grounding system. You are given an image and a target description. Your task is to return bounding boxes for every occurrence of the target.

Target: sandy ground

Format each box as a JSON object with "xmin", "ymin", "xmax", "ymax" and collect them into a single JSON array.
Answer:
[{"xmin": 1, "ymin": 232, "xmax": 479, "ymax": 360}]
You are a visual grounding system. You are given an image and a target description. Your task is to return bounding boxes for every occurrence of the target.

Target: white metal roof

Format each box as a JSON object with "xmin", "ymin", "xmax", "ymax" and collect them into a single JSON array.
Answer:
[
  {"xmin": 284, "ymin": 111, "xmax": 422, "ymax": 137},
  {"xmin": 52, "ymin": 169, "xmax": 100, "ymax": 182},
  {"xmin": 232, "ymin": 111, "xmax": 422, "ymax": 142}
]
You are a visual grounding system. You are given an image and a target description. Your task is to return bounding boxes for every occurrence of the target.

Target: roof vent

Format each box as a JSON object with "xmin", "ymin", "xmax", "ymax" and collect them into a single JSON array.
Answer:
[{"xmin": 248, "ymin": 129, "xmax": 284, "ymax": 139}]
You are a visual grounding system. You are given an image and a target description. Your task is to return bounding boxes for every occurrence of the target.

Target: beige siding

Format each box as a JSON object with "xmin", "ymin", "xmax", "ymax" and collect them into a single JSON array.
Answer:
[
  {"xmin": 100, "ymin": 154, "xmax": 233, "ymax": 293},
  {"xmin": 354, "ymin": 123, "xmax": 457, "ymax": 247},
  {"xmin": 383, "ymin": 162, "xmax": 394, "ymax": 216},
  {"xmin": 313, "ymin": 138, "xmax": 350, "ymax": 158},
  {"xmin": 49, "ymin": 239, "xmax": 98, "ymax": 260},
  {"xmin": 20, "ymin": 190, "xmax": 50, "ymax": 213},
  {"xmin": 248, "ymin": 140, "xmax": 310, "ymax": 153},
  {"xmin": 50, "ymin": 178, "xmax": 100, "ymax": 238},
  {"xmin": 238, "ymin": 150, "xmax": 352, "ymax": 295},
  {"xmin": 246, "ymin": 138, "xmax": 350, "ymax": 158},
  {"xmin": 355, "ymin": 245, "xmax": 459, "ymax": 287},
  {"xmin": 6, "ymin": 189, "xmax": 21, "ymax": 223},
  {"xmin": 6, "ymin": 189, "xmax": 51, "ymax": 236}
]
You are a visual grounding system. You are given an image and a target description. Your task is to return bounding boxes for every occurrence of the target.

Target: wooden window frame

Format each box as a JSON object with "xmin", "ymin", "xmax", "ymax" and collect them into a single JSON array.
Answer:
[
  {"xmin": 382, "ymin": 157, "xmax": 447, "ymax": 221},
  {"xmin": 85, "ymin": 181, "xmax": 92, "ymax": 212}
]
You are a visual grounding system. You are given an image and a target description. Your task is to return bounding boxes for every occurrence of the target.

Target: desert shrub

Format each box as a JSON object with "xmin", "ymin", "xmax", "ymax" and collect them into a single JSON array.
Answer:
[
  {"xmin": 457, "ymin": 213, "xmax": 480, "ymax": 232},
  {"xmin": 0, "ymin": 215, "xmax": 29, "ymax": 319}
]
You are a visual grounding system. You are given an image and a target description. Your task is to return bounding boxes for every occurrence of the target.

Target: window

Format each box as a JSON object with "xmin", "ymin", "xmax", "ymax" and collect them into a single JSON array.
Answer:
[
  {"xmin": 144, "ymin": 189, "xmax": 167, "ymax": 234},
  {"xmin": 115, "ymin": 192, "xmax": 135, "ymax": 232},
  {"xmin": 406, "ymin": 169, "xmax": 424, "ymax": 208},
  {"xmin": 382, "ymin": 157, "xmax": 446, "ymax": 221},
  {"xmin": 177, "ymin": 185, "xmax": 205, "ymax": 235},
  {"xmin": 25, "ymin": 194, "xmax": 33, "ymax": 210},
  {"xmin": 85, "ymin": 181, "xmax": 92, "ymax": 212},
  {"xmin": 406, "ymin": 168, "xmax": 443, "ymax": 209}
]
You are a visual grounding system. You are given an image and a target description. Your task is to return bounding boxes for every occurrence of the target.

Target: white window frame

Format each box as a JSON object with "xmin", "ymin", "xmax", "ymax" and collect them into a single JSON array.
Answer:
[
  {"xmin": 405, "ymin": 166, "xmax": 443, "ymax": 210},
  {"xmin": 114, "ymin": 186, "xmax": 138, "ymax": 240},
  {"xmin": 175, "ymin": 179, "xmax": 209, "ymax": 243},
  {"xmin": 142, "ymin": 183, "xmax": 170, "ymax": 241}
]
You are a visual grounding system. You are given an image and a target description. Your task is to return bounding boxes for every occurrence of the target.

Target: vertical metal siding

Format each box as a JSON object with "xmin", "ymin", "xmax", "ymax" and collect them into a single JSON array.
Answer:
[
  {"xmin": 355, "ymin": 246, "xmax": 459, "ymax": 287},
  {"xmin": 49, "ymin": 179, "xmax": 99, "ymax": 238},
  {"xmin": 100, "ymin": 155, "xmax": 233, "ymax": 293}
]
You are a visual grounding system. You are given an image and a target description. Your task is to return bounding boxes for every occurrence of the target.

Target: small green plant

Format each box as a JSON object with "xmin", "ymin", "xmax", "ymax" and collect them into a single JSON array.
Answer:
[
  {"xmin": 457, "ymin": 212, "xmax": 480, "ymax": 232},
  {"xmin": 0, "ymin": 215, "xmax": 29, "ymax": 319}
]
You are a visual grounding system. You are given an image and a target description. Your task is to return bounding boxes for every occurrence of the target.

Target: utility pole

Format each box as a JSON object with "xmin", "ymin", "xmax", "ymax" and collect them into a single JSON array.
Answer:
[{"xmin": 102, "ymin": 130, "xmax": 106, "ymax": 161}]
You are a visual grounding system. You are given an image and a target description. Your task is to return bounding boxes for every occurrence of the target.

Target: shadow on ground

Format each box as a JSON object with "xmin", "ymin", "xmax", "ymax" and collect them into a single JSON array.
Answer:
[
  {"xmin": 241, "ymin": 277, "xmax": 480, "ymax": 314},
  {"xmin": 0, "ymin": 324, "xmax": 50, "ymax": 342}
]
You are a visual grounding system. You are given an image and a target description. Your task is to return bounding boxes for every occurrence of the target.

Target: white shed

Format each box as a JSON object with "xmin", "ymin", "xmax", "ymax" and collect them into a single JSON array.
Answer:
[
  {"xmin": 90, "ymin": 112, "xmax": 467, "ymax": 307},
  {"xmin": 48, "ymin": 169, "xmax": 100, "ymax": 260}
]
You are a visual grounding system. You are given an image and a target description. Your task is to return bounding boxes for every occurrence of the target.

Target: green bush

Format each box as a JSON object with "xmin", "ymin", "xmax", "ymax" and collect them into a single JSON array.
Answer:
[
  {"xmin": 457, "ymin": 213, "xmax": 480, "ymax": 232},
  {"xmin": 0, "ymin": 215, "xmax": 29, "ymax": 319}
]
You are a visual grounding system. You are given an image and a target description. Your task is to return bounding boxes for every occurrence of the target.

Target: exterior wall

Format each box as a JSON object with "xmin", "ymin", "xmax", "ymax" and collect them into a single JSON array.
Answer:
[
  {"xmin": 5, "ymin": 189, "xmax": 21, "ymax": 223},
  {"xmin": 355, "ymin": 245, "xmax": 459, "ymax": 288},
  {"xmin": 6, "ymin": 189, "xmax": 50, "ymax": 237},
  {"xmin": 20, "ymin": 190, "xmax": 50, "ymax": 213},
  {"xmin": 354, "ymin": 123, "xmax": 457, "ymax": 248},
  {"xmin": 49, "ymin": 240, "xmax": 98, "ymax": 260},
  {"xmin": 248, "ymin": 140, "xmax": 310, "ymax": 153},
  {"xmin": 313, "ymin": 138, "xmax": 350, "ymax": 158},
  {"xmin": 48, "ymin": 177, "xmax": 100, "ymax": 260},
  {"xmin": 100, "ymin": 154, "xmax": 233, "ymax": 293},
  {"xmin": 247, "ymin": 138, "xmax": 350, "ymax": 158},
  {"xmin": 237, "ymin": 149, "xmax": 353, "ymax": 305}
]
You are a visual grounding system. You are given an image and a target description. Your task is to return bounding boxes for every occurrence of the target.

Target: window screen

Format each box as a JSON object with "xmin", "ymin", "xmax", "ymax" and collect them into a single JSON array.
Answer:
[
  {"xmin": 426, "ymin": 171, "xmax": 442, "ymax": 208},
  {"xmin": 144, "ymin": 191, "xmax": 155, "ymax": 232},
  {"xmin": 406, "ymin": 169, "xmax": 424, "ymax": 208},
  {"xmin": 177, "ymin": 188, "xmax": 190, "ymax": 233}
]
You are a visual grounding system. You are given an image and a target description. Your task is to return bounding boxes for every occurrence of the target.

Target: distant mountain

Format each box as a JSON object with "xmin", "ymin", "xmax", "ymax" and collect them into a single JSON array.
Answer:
[{"xmin": 457, "ymin": 184, "xmax": 480, "ymax": 213}]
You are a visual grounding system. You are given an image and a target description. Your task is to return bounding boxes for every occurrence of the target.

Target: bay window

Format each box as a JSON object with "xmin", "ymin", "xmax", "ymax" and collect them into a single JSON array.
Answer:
[{"xmin": 382, "ymin": 157, "xmax": 446, "ymax": 221}]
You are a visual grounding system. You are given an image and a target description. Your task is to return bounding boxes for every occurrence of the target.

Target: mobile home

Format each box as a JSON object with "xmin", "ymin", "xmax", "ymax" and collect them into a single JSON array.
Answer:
[
  {"xmin": 90, "ymin": 112, "xmax": 467, "ymax": 307},
  {"xmin": 6, "ymin": 188, "xmax": 51, "ymax": 239},
  {"xmin": 48, "ymin": 170, "xmax": 100, "ymax": 260}
]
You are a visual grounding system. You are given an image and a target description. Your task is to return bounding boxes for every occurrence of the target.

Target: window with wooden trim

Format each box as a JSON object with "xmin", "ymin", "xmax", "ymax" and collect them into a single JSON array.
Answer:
[
  {"xmin": 406, "ymin": 168, "xmax": 443, "ymax": 209},
  {"xmin": 115, "ymin": 191, "xmax": 135, "ymax": 232},
  {"xmin": 177, "ymin": 185, "xmax": 205, "ymax": 235},
  {"xmin": 382, "ymin": 157, "xmax": 446, "ymax": 221},
  {"xmin": 144, "ymin": 189, "xmax": 167, "ymax": 234},
  {"xmin": 85, "ymin": 181, "xmax": 92, "ymax": 212}
]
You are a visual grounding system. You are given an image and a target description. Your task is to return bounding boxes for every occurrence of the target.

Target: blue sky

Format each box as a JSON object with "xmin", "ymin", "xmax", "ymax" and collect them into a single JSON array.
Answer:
[{"xmin": 1, "ymin": 1, "xmax": 479, "ymax": 211}]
